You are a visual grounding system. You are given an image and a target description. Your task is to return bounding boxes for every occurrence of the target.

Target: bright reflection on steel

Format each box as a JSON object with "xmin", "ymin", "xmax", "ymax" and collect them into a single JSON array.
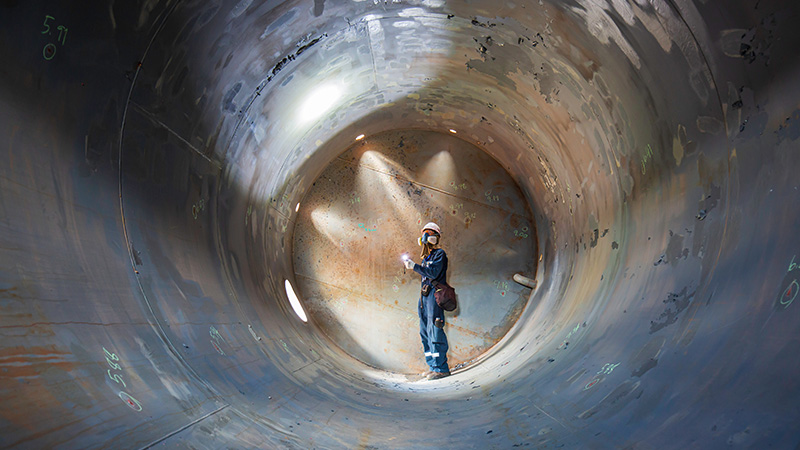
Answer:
[
  {"xmin": 355, "ymin": 134, "xmax": 365, "ymax": 141},
  {"xmin": 298, "ymin": 84, "xmax": 342, "ymax": 122},
  {"xmin": 356, "ymin": 150, "xmax": 419, "ymax": 227},
  {"xmin": 285, "ymin": 279, "xmax": 307, "ymax": 322},
  {"xmin": 310, "ymin": 206, "xmax": 351, "ymax": 246},
  {"xmin": 418, "ymin": 150, "xmax": 457, "ymax": 193}
]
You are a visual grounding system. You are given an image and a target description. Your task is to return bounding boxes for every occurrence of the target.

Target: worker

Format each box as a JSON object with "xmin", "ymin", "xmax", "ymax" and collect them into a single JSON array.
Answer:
[{"xmin": 404, "ymin": 222, "xmax": 450, "ymax": 380}]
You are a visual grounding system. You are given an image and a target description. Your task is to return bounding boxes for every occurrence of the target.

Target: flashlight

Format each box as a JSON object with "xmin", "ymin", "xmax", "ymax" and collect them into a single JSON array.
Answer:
[{"xmin": 401, "ymin": 253, "xmax": 410, "ymax": 273}]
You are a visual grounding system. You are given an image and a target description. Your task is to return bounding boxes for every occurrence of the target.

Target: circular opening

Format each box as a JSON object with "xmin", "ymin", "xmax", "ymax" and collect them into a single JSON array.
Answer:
[{"xmin": 292, "ymin": 129, "xmax": 538, "ymax": 374}]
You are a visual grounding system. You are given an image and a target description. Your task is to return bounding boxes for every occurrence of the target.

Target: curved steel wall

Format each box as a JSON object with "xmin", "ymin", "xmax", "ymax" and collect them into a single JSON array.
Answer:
[{"xmin": 1, "ymin": 0, "xmax": 799, "ymax": 448}]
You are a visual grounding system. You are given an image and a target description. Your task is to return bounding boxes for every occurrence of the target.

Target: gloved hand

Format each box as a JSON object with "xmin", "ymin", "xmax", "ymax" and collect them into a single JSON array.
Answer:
[{"xmin": 404, "ymin": 259, "xmax": 415, "ymax": 270}]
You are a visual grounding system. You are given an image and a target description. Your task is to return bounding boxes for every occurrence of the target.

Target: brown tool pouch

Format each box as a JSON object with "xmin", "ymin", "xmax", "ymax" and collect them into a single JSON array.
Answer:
[
  {"xmin": 421, "ymin": 283, "xmax": 432, "ymax": 296},
  {"xmin": 432, "ymin": 281, "xmax": 458, "ymax": 312}
]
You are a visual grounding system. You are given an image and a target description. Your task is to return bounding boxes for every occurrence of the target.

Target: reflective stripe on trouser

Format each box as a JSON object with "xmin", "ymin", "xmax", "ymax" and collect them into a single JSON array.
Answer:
[{"xmin": 419, "ymin": 292, "xmax": 449, "ymax": 373}]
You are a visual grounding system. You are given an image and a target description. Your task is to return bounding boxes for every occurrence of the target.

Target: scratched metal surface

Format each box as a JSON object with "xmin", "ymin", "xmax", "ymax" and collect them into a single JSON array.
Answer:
[
  {"xmin": 293, "ymin": 129, "xmax": 536, "ymax": 373},
  {"xmin": 1, "ymin": 0, "xmax": 800, "ymax": 448}
]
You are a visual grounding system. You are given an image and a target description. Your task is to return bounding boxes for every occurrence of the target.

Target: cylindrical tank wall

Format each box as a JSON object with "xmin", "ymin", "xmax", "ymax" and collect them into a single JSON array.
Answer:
[
  {"xmin": 293, "ymin": 129, "xmax": 537, "ymax": 374},
  {"xmin": 0, "ymin": 0, "xmax": 799, "ymax": 448}
]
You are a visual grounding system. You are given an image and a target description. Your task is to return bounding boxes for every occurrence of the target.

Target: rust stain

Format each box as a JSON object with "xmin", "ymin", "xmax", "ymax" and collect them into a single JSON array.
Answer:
[{"xmin": 0, "ymin": 345, "xmax": 75, "ymax": 378}]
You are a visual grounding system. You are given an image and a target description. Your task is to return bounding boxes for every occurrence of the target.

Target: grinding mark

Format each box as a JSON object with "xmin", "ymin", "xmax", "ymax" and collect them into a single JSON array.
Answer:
[
  {"xmin": 631, "ymin": 2, "xmax": 672, "ymax": 52},
  {"xmin": 313, "ymin": 0, "xmax": 324, "ymax": 17},
  {"xmin": 554, "ymin": 368, "xmax": 588, "ymax": 394},
  {"xmin": 225, "ymin": 34, "xmax": 326, "ymax": 150},
  {"xmin": 129, "ymin": 101, "xmax": 222, "ymax": 170},
  {"xmin": 572, "ymin": 0, "xmax": 641, "ymax": 69},
  {"xmin": 577, "ymin": 381, "xmax": 640, "ymax": 419},
  {"xmin": 629, "ymin": 336, "xmax": 664, "ymax": 378},
  {"xmin": 229, "ymin": 0, "xmax": 253, "ymax": 18},
  {"xmin": 697, "ymin": 116, "xmax": 723, "ymax": 135},
  {"xmin": 663, "ymin": 0, "xmax": 726, "ymax": 114},
  {"xmin": 222, "ymin": 82, "xmax": 242, "ymax": 113},
  {"xmin": 630, "ymin": 358, "xmax": 657, "ymax": 378}
]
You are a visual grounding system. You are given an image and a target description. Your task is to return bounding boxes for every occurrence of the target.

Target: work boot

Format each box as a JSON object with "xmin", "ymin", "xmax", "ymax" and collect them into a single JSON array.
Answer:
[
  {"xmin": 426, "ymin": 371, "xmax": 450, "ymax": 380},
  {"xmin": 420, "ymin": 370, "xmax": 434, "ymax": 378}
]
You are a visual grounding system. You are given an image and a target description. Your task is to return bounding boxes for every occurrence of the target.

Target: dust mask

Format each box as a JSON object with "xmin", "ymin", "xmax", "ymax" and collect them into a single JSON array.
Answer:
[{"xmin": 418, "ymin": 233, "xmax": 438, "ymax": 246}]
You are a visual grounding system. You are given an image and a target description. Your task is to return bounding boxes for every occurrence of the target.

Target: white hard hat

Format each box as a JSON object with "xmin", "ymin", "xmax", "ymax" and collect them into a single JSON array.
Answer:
[{"xmin": 421, "ymin": 222, "xmax": 441, "ymax": 234}]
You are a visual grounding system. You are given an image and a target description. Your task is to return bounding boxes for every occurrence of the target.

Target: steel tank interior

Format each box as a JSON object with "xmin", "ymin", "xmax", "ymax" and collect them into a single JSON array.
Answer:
[{"xmin": 1, "ymin": 0, "xmax": 799, "ymax": 448}]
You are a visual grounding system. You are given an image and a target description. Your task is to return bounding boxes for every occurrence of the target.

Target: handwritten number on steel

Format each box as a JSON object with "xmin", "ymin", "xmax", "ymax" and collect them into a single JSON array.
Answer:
[
  {"xmin": 42, "ymin": 43, "xmax": 56, "ymax": 60},
  {"xmin": 782, "ymin": 280, "xmax": 799, "ymax": 308},
  {"xmin": 450, "ymin": 181, "xmax": 468, "ymax": 191},
  {"xmin": 493, "ymin": 280, "xmax": 509, "ymax": 291},
  {"xmin": 103, "ymin": 347, "xmax": 119, "ymax": 361},
  {"xmin": 41, "ymin": 15, "xmax": 68, "ymax": 60},
  {"xmin": 210, "ymin": 326, "xmax": 226, "ymax": 355},
  {"xmin": 584, "ymin": 362, "xmax": 620, "ymax": 390},
  {"xmin": 102, "ymin": 346, "xmax": 142, "ymax": 411},
  {"xmin": 108, "ymin": 369, "xmax": 127, "ymax": 388},
  {"xmin": 119, "ymin": 391, "xmax": 143, "ymax": 412},
  {"xmin": 56, "ymin": 25, "xmax": 67, "ymax": 45},
  {"xmin": 493, "ymin": 280, "xmax": 508, "ymax": 296},
  {"xmin": 782, "ymin": 255, "xmax": 799, "ymax": 309},
  {"xmin": 106, "ymin": 357, "xmax": 121, "ymax": 370},
  {"xmin": 42, "ymin": 15, "xmax": 54, "ymax": 34},
  {"xmin": 357, "ymin": 222, "xmax": 377, "ymax": 232},
  {"xmin": 598, "ymin": 363, "xmax": 620, "ymax": 375},
  {"xmin": 192, "ymin": 198, "xmax": 205, "ymax": 219}
]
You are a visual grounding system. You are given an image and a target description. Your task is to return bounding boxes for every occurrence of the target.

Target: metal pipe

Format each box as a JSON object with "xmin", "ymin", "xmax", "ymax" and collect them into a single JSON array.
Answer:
[{"xmin": 513, "ymin": 273, "xmax": 537, "ymax": 290}]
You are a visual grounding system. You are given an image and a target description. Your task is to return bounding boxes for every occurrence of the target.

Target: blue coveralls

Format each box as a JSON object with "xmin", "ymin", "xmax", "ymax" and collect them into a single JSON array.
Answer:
[{"xmin": 413, "ymin": 248, "xmax": 450, "ymax": 374}]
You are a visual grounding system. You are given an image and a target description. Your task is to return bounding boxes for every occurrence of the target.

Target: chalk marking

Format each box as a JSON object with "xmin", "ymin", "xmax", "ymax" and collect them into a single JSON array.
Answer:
[
  {"xmin": 103, "ymin": 346, "xmax": 142, "ymax": 412},
  {"xmin": 781, "ymin": 280, "xmax": 799, "ymax": 308},
  {"xmin": 641, "ymin": 144, "xmax": 654, "ymax": 174}
]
